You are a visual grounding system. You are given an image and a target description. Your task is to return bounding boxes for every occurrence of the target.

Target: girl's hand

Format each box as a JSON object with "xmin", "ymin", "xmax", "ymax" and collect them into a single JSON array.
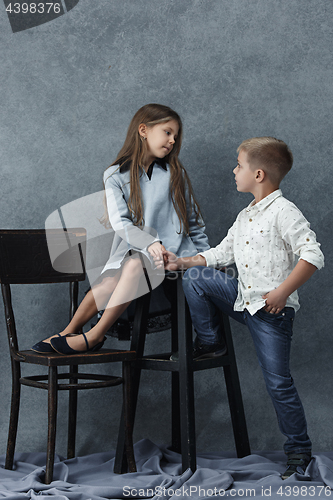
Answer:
[
  {"xmin": 163, "ymin": 250, "xmax": 179, "ymax": 271},
  {"xmin": 262, "ymin": 288, "xmax": 288, "ymax": 314},
  {"xmin": 148, "ymin": 242, "xmax": 166, "ymax": 268}
]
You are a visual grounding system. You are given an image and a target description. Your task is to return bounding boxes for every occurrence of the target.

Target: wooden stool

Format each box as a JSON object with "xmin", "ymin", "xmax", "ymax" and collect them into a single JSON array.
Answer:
[{"xmin": 114, "ymin": 271, "xmax": 250, "ymax": 473}]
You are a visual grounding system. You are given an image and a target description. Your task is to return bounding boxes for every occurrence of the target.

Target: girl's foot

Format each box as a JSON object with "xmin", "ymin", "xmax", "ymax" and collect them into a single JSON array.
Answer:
[
  {"xmin": 31, "ymin": 333, "xmax": 62, "ymax": 353},
  {"xmin": 50, "ymin": 333, "xmax": 106, "ymax": 355},
  {"xmin": 31, "ymin": 332, "xmax": 79, "ymax": 353}
]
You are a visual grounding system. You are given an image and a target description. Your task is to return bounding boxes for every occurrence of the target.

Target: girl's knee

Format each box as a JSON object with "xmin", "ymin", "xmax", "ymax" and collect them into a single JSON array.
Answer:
[
  {"xmin": 122, "ymin": 256, "xmax": 143, "ymax": 277},
  {"xmin": 99, "ymin": 276, "xmax": 117, "ymax": 292}
]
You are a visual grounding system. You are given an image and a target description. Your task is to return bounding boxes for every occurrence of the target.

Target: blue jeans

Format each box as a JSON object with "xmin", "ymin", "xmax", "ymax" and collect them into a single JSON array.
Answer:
[{"xmin": 182, "ymin": 266, "xmax": 311, "ymax": 454}]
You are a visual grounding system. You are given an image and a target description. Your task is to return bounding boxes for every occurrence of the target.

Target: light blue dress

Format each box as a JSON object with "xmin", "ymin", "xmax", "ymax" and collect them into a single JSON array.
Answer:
[{"xmin": 101, "ymin": 160, "xmax": 210, "ymax": 274}]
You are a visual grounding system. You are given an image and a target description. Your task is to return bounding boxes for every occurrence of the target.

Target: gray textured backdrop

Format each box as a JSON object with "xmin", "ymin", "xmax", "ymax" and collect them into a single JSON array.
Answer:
[{"xmin": 0, "ymin": 0, "xmax": 332, "ymax": 459}]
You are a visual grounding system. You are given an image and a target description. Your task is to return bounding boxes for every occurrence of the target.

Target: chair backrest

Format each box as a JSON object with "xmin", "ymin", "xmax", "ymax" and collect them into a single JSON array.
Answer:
[
  {"xmin": 0, "ymin": 229, "xmax": 86, "ymax": 356},
  {"xmin": 0, "ymin": 229, "xmax": 86, "ymax": 284}
]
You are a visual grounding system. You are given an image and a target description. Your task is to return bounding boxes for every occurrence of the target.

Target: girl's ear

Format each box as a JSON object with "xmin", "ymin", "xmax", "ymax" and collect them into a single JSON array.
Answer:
[{"xmin": 138, "ymin": 123, "xmax": 147, "ymax": 139}]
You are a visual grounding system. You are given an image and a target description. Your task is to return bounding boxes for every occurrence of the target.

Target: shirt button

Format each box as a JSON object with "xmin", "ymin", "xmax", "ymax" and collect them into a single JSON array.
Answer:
[
  {"xmin": 249, "ymin": 218, "xmax": 253, "ymax": 222},
  {"xmin": 246, "ymin": 301, "xmax": 250, "ymax": 305},
  {"xmin": 306, "ymin": 238, "xmax": 310, "ymax": 241},
  {"xmin": 248, "ymin": 285, "xmax": 251, "ymax": 289},
  {"xmin": 246, "ymin": 241, "xmax": 249, "ymax": 244},
  {"xmin": 245, "ymin": 264, "xmax": 248, "ymax": 268}
]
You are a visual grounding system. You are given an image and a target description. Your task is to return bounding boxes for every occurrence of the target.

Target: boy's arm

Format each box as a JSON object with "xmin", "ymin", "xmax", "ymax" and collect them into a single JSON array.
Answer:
[
  {"xmin": 263, "ymin": 202, "xmax": 325, "ymax": 314},
  {"xmin": 163, "ymin": 251, "xmax": 206, "ymax": 271},
  {"xmin": 163, "ymin": 221, "xmax": 237, "ymax": 271},
  {"xmin": 263, "ymin": 259, "xmax": 317, "ymax": 314}
]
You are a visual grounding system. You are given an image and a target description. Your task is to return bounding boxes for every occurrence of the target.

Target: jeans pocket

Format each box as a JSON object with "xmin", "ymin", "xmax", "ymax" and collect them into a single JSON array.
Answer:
[{"xmin": 257, "ymin": 307, "xmax": 294, "ymax": 335}]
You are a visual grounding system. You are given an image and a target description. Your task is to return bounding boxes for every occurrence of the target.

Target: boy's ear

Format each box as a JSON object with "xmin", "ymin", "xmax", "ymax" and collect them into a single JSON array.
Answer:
[
  {"xmin": 138, "ymin": 123, "xmax": 147, "ymax": 138},
  {"xmin": 255, "ymin": 169, "xmax": 265, "ymax": 183}
]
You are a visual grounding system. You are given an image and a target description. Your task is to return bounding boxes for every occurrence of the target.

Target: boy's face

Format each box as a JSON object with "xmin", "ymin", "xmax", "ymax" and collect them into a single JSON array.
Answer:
[{"xmin": 233, "ymin": 150, "xmax": 257, "ymax": 194}]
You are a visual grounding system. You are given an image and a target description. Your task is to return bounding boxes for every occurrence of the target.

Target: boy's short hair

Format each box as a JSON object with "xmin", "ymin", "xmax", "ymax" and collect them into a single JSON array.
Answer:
[{"xmin": 237, "ymin": 137, "xmax": 293, "ymax": 185}]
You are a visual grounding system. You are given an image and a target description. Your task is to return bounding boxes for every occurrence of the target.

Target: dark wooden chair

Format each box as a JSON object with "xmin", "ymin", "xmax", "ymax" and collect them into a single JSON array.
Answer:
[
  {"xmin": 0, "ymin": 229, "xmax": 136, "ymax": 484},
  {"xmin": 115, "ymin": 271, "xmax": 251, "ymax": 473}
]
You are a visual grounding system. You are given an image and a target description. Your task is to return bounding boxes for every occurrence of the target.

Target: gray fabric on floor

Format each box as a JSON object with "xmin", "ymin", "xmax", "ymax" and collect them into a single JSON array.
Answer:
[{"xmin": 1, "ymin": 440, "xmax": 333, "ymax": 499}]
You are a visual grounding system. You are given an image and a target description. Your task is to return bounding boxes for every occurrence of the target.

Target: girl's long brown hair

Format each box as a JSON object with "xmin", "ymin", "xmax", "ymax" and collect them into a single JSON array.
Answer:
[{"xmin": 101, "ymin": 103, "xmax": 203, "ymax": 234}]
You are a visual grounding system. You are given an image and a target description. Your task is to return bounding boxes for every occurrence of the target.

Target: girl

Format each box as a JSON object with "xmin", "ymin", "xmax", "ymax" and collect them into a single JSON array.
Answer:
[{"xmin": 32, "ymin": 103, "xmax": 209, "ymax": 354}]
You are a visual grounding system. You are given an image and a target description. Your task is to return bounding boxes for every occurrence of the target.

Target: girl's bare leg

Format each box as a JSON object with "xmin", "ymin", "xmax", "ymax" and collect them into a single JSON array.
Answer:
[
  {"xmin": 61, "ymin": 254, "xmax": 148, "ymax": 351},
  {"xmin": 42, "ymin": 272, "xmax": 121, "ymax": 344}
]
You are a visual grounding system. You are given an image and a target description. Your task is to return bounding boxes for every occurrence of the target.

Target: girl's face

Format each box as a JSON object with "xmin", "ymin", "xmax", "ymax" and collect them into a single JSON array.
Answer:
[{"xmin": 141, "ymin": 119, "xmax": 179, "ymax": 165}]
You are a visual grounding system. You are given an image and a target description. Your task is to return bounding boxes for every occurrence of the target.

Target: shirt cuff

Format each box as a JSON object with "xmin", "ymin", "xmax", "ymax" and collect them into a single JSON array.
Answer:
[
  {"xmin": 145, "ymin": 238, "xmax": 162, "ymax": 252},
  {"xmin": 198, "ymin": 249, "xmax": 216, "ymax": 268},
  {"xmin": 299, "ymin": 251, "xmax": 324, "ymax": 270}
]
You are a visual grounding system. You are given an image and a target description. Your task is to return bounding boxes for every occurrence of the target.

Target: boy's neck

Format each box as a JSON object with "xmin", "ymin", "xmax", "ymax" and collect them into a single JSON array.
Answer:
[{"xmin": 252, "ymin": 183, "xmax": 280, "ymax": 204}]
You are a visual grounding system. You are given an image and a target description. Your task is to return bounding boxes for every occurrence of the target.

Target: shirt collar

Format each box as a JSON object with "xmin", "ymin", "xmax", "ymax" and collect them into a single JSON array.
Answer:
[
  {"xmin": 145, "ymin": 159, "xmax": 167, "ymax": 180},
  {"xmin": 246, "ymin": 189, "xmax": 282, "ymax": 213},
  {"xmin": 120, "ymin": 158, "xmax": 167, "ymax": 173}
]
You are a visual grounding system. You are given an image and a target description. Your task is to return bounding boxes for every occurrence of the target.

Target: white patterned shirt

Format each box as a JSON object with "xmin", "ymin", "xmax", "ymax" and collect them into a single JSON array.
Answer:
[{"xmin": 199, "ymin": 189, "xmax": 324, "ymax": 315}]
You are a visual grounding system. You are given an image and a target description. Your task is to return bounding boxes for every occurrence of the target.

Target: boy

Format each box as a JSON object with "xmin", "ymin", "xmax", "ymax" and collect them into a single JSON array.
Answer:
[{"xmin": 159, "ymin": 137, "xmax": 324, "ymax": 479}]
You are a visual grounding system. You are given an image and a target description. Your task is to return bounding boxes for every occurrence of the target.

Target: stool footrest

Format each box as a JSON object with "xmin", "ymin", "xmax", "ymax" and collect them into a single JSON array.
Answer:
[{"xmin": 136, "ymin": 353, "xmax": 230, "ymax": 372}]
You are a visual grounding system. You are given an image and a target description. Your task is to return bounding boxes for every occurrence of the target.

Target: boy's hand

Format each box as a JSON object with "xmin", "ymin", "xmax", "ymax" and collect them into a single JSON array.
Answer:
[
  {"xmin": 163, "ymin": 250, "xmax": 179, "ymax": 271},
  {"xmin": 262, "ymin": 288, "xmax": 288, "ymax": 314},
  {"xmin": 148, "ymin": 242, "xmax": 166, "ymax": 269}
]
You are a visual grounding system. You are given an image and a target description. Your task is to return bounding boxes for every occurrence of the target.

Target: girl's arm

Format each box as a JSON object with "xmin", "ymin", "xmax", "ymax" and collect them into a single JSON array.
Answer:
[
  {"xmin": 187, "ymin": 210, "xmax": 210, "ymax": 252},
  {"xmin": 185, "ymin": 184, "xmax": 210, "ymax": 252}
]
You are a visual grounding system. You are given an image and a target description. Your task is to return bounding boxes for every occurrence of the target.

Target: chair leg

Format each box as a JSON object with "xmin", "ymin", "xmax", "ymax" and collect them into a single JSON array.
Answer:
[
  {"xmin": 123, "ymin": 361, "xmax": 136, "ymax": 472},
  {"xmin": 114, "ymin": 292, "xmax": 150, "ymax": 473},
  {"xmin": 221, "ymin": 313, "xmax": 251, "ymax": 457},
  {"xmin": 171, "ymin": 372, "xmax": 181, "ymax": 452},
  {"xmin": 177, "ymin": 278, "xmax": 196, "ymax": 473},
  {"xmin": 5, "ymin": 359, "xmax": 21, "ymax": 470},
  {"xmin": 67, "ymin": 365, "xmax": 78, "ymax": 459},
  {"xmin": 45, "ymin": 366, "xmax": 58, "ymax": 484},
  {"xmin": 170, "ymin": 281, "xmax": 181, "ymax": 453}
]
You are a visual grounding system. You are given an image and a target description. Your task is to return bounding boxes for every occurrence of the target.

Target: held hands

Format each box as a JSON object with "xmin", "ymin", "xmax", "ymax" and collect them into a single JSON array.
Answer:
[
  {"xmin": 162, "ymin": 250, "xmax": 179, "ymax": 271},
  {"xmin": 148, "ymin": 242, "xmax": 166, "ymax": 269},
  {"xmin": 150, "ymin": 247, "xmax": 178, "ymax": 271},
  {"xmin": 262, "ymin": 287, "xmax": 288, "ymax": 314}
]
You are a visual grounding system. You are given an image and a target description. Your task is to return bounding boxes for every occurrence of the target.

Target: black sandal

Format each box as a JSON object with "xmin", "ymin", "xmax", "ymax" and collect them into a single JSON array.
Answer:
[
  {"xmin": 31, "ymin": 333, "xmax": 61, "ymax": 353},
  {"xmin": 50, "ymin": 333, "xmax": 106, "ymax": 355}
]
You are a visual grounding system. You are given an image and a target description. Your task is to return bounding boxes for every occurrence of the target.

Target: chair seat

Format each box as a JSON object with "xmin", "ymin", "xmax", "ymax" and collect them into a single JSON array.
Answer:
[{"xmin": 16, "ymin": 348, "xmax": 136, "ymax": 366}]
